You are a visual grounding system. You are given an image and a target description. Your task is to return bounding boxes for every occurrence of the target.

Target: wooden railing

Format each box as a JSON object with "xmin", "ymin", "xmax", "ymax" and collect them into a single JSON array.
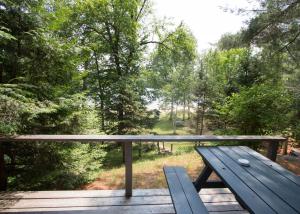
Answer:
[{"xmin": 0, "ymin": 135, "xmax": 286, "ymax": 196}]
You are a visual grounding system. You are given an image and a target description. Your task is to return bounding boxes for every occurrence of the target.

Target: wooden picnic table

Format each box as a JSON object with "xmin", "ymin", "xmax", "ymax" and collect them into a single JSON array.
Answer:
[{"xmin": 195, "ymin": 146, "xmax": 300, "ymax": 214}]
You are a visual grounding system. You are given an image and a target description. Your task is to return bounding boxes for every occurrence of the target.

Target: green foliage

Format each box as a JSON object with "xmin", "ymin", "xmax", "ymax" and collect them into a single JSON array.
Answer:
[
  {"xmin": 0, "ymin": 27, "xmax": 16, "ymax": 41},
  {"xmin": 216, "ymin": 84, "xmax": 291, "ymax": 135},
  {"xmin": 0, "ymin": 0, "xmax": 106, "ymax": 190},
  {"xmin": 0, "ymin": 83, "xmax": 105, "ymax": 190},
  {"xmin": 0, "ymin": 84, "xmax": 94, "ymax": 135},
  {"xmin": 143, "ymin": 109, "xmax": 160, "ymax": 129},
  {"xmin": 217, "ymin": 32, "xmax": 245, "ymax": 51},
  {"xmin": 7, "ymin": 142, "xmax": 107, "ymax": 190},
  {"xmin": 242, "ymin": 0, "xmax": 300, "ymax": 57},
  {"xmin": 202, "ymin": 48, "xmax": 260, "ymax": 96},
  {"xmin": 63, "ymin": 0, "xmax": 156, "ymax": 134},
  {"xmin": 239, "ymin": 0, "xmax": 300, "ymax": 139},
  {"xmin": 149, "ymin": 24, "xmax": 197, "ymax": 133},
  {"xmin": 174, "ymin": 145, "xmax": 194, "ymax": 155}
]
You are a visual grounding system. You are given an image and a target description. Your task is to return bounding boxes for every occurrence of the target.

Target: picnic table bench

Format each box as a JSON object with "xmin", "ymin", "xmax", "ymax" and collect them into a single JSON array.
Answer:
[
  {"xmin": 195, "ymin": 146, "xmax": 300, "ymax": 214},
  {"xmin": 164, "ymin": 166, "xmax": 208, "ymax": 214}
]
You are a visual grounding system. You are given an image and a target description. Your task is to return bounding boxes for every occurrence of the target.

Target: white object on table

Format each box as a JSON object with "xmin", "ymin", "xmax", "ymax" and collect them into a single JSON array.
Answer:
[{"xmin": 238, "ymin": 159, "xmax": 250, "ymax": 167}]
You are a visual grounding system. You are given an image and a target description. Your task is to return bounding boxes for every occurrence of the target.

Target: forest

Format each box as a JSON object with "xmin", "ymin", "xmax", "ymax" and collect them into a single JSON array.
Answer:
[{"xmin": 0, "ymin": 0, "xmax": 299, "ymax": 190}]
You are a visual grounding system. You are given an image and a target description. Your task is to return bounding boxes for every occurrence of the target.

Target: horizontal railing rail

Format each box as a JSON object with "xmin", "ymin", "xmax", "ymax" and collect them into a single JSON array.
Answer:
[
  {"xmin": 0, "ymin": 135, "xmax": 286, "ymax": 196},
  {"xmin": 0, "ymin": 135, "xmax": 286, "ymax": 142}
]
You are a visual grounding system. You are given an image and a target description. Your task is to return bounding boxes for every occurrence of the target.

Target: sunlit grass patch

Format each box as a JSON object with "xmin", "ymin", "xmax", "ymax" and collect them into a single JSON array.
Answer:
[{"xmin": 82, "ymin": 150, "xmax": 204, "ymax": 190}]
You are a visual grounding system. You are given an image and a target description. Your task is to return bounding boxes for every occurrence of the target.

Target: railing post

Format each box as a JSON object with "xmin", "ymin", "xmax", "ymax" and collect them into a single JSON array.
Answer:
[
  {"xmin": 282, "ymin": 140, "xmax": 288, "ymax": 155},
  {"xmin": 266, "ymin": 141, "xmax": 279, "ymax": 162},
  {"xmin": 0, "ymin": 144, "xmax": 7, "ymax": 190},
  {"xmin": 124, "ymin": 141, "xmax": 132, "ymax": 197}
]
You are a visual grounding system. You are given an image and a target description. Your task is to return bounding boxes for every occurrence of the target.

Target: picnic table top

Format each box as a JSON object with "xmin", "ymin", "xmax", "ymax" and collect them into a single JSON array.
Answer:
[{"xmin": 196, "ymin": 146, "xmax": 300, "ymax": 214}]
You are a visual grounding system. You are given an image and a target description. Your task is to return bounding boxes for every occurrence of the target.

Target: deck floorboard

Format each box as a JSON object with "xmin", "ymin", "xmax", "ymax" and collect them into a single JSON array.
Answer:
[{"xmin": 0, "ymin": 188, "xmax": 249, "ymax": 214}]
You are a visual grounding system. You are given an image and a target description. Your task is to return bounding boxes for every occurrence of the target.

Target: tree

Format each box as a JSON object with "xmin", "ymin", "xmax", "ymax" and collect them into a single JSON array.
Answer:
[
  {"xmin": 193, "ymin": 58, "xmax": 213, "ymax": 135},
  {"xmin": 195, "ymin": 46, "xmax": 274, "ymax": 133},
  {"xmin": 242, "ymin": 0, "xmax": 300, "ymax": 59},
  {"xmin": 0, "ymin": 0, "xmax": 106, "ymax": 190},
  {"xmin": 149, "ymin": 24, "xmax": 197, "ymax": 133},
  {"xmin": 241, "ymin": 0, "xmax": 300, "ymax": 140},
  {"xmin": 216, "ymin": 84, "xmax": 291, "ymax": 135},
  {"xmin": 217, "ymin": 32, "xmax": 245, "ymax": 51},
  {"xmin": 64, "ymin": 0, "xmax": 157, "ymax": 135}
]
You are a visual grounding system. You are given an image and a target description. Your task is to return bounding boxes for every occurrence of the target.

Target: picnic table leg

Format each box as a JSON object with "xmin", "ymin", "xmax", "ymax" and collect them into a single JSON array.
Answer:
[{"xmin": 193, "ymin": 165, "xmax": 213, "ymax": 192}]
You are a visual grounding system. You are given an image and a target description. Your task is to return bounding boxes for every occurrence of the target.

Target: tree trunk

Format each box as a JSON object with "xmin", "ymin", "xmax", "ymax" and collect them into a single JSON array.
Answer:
[
  {"xmin": 183, "ymin": 93, "xmax": 186, "ymax": 121},
  {"xmin": 199, "ymin": 104, "xmax": 205, "ymax": 135},
  {"xmin": 0, "ymin": 63, "xmax": 3, "ymax": 83},
  {"xmin": 118, "ymin": 105, "xmax": 125, "ymax": 162},
  {"xmin": 138, "ymin": 142, "xmax": 142, "ymax": 158},
  {"xmin": 83, "ymin": 61, "xmax": 89, "ymax": 90},
  {"xmin": 187, "ymin": 100, "xmax": 191, "ymax": 119},
  {"xmin": 169, "ymin": 97, "xmax": 174, "ymax": 121},
  {"xmin": 94, "ymin": 52, "xmax": 106, "ymax": 131},
  {"xmin": 195, "ymin": 101, "xmax": 201, "ymax": 134},
  {"xmin": 157, "ymin": 142, "xmax": 160, "ymax": 154},
  {"xmin": 172, "ymin": 113, "xmax": 176, "ymax": 134},
  {"xmin": 100, "ymin": 99, "xmax": 105, "ymax": 130}
]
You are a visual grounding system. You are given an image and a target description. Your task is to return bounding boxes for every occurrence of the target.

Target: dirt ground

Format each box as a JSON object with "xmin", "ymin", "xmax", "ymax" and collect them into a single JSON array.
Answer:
[{"xmin": 277, "ymin": 145, "xmax": 300, "ymax": 175}]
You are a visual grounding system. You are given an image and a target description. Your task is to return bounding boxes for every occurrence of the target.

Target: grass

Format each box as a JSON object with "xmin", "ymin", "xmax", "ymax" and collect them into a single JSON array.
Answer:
[
  {"xmin": 151, "ymin": 113, "xmax": 198, "ymax": 152},
  {"xmin": 152, "ymin": 113, "xmax": 194, "ymax": 135},
  {"xmin": 81, "ymin": 113, "xmax": 205, "ymax": 190},
  {"xmin": 82, "ymin": 150, "xmax": 205, "ymax": 190}
]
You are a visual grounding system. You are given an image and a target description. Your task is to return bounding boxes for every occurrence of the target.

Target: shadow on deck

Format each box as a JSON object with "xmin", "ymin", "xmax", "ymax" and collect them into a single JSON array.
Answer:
[{"xmin": 0, "ymin": 188, "xmax": 248, "ymax": 214}]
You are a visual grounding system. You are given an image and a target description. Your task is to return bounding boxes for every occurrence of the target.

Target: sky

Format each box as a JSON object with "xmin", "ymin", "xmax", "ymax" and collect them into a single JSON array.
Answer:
[{"xmin": 152, "ymin": 0, "xmax": 252, "ymax": 52}]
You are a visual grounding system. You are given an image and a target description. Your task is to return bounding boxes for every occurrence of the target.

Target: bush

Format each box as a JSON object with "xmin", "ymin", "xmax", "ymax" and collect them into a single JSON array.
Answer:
[
  {"xmin": 216, "ymin": 84, "xmax": 291, "ymax": 135},
  {"xmin": 7, "ymin": 142, "xmax": 107, "ymax": 190}
]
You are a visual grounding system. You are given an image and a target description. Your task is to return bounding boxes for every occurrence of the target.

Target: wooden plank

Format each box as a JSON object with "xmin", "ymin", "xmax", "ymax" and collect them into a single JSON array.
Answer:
[
  {"xmin": 0, "ymin": 195, "xmax": 172, "ymax": 208},
  {"xmin": 0, "ymin": 135, "xmax": 285, "ymax": 142},
  {"xmin": 163, "ymin": 167, "xmax": 193, "ymax": 214},
  {"xmin": 200, "ymin": 194, "xmax": 236, "ymax": 203},
  {"xmin": 227, "ymin": 146, "xmax": 300, "ymax": 212},
  {"xmin": 204, "ymin": 202, "xmax": 244, "ymax": 212},
  {"xmin": 0, "ymin": 193, "xmax": 238, "ymax": 205},
  {"xmin": 210, "ymin": 211, "xmax": 249, "ymax": 214},
  {"xmin": 196, "ymin": 147, "xmax": 276, "ymax": 214},
  {"xmin": 1, "ymin": 204, "xmax": 175, "ymax": 213},
  {"xmin": 239, "ymin": 146, "xmax": 300, "ymax": 186},
  {"xmin": 0, "ymin": 188, "xmax": 233, "ymax": 200},
  {"xmin": 124, "ymin": 142, "xmax": 132, "ymax": 197},
  {"xmin": 0, "ymin": 188, "xmax": 249, "ymax": 213},
  {"xmin": 200, "ymin": 188, "xmax": 231, "ymax": 195},
  {"xmin": 174, "ymin": 167, "xmax": 208, "ymax": 213},
  {"xmin": 2, "ymin": 203, "xmax": 249, "ymax": 214},
  {"xmin": 216, "ymin": 147, "xmax": 297, "ymax": 213},
  {"xmin": 0, "ymin": 189, "xmax": 170, "ymax": 199}
]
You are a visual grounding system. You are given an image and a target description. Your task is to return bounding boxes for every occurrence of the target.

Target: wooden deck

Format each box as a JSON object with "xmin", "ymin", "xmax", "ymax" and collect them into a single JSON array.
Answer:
[{"xmin": 0, "ymin": 188, "xmax": 248, "ymax": 214}]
